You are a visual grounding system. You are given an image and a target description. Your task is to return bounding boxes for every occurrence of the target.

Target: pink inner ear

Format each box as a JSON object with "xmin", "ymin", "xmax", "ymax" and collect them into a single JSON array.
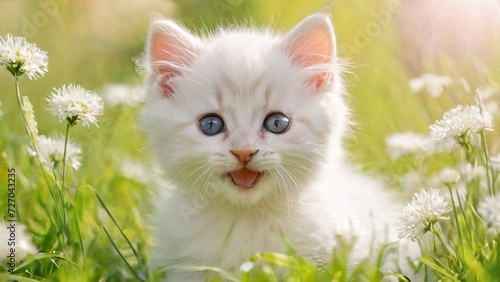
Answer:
[
  {"xmin": 151, "ymin": 33, "xmax": 182, "ymax": 98},
  {"xmin": 288, "ymin": 25, "xmax": 334, "ymax": 91},
  {"xmin": 150, "ymin": 26, "xmax": 200, "ymax": 98},
  {"xmin": 156, "ymin": 66, "xmax": 177, "ymax": 98},
  {"xmin": 307, "ymin": 73, "xmax": 329, "ymax": 90},
  {"xmin": 289, "ymin": 29, "xmax": 333, "ymax": 67}
]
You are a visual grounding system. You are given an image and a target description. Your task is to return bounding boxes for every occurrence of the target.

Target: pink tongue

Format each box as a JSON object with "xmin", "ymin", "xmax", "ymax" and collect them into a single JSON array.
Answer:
[{"xmin": 230, "ymin": 168, "xmax": 259, "ymax": 188}]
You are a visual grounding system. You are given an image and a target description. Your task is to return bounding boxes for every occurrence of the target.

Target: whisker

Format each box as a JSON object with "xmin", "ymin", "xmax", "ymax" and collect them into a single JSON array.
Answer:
[
  {"xmin": 181, "ymin": 162, "xmax": 212, "ymax": 199},
  {"xmin": 271, "ymin": 169, "xmax": 288, "ymax": 213},
  {"xmin": 173, "ymin": 159, "xmax": 208, "ymax": 177},
  {"xmin": 281, "ymin": 159, "xmax": 317, "ymax": 175}
]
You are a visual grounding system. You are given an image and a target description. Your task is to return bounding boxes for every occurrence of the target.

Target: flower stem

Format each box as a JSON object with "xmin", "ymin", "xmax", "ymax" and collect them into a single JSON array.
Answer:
[
  {"xmin": 13, "ymin": 76, "xmax": 66, "ymax": 249},
  {"xmin": 447, "ymin": 185, "xmax": 463, "ymax": 257},
  {"xmin": 60, "ymin": 123, "xmax": 72, "ymax": 248},
  {"xmin": 14, "ymin": 76, "xmax": 30, "ymax": 139},
  {"xmin": 455, "ymin": 188, "xmax": 474, "ymax": 244},
  {"xmin": 480, "ymin": 130, "xmax": 494, "ymax": 195},
  {"xmin": 62, "ymin": 122, "xmax": 70, "ymax": 189},
  {"xmin": 431, "ymin": 224, "xmax": 455, "ymax": 257}
]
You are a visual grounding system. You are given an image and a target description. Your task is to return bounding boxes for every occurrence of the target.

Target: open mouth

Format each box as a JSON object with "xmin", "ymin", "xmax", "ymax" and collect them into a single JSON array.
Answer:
[{"xmin": 229, "ymin": 168, "xmax": 263, "ymax": 188}]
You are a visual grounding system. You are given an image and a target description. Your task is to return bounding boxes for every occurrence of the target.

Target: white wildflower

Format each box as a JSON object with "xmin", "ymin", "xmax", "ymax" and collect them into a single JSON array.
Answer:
[
  {"xmin": 428, "ymin": 167, "xmax": 459, "ymax": 187},
  {"xmin": 429, "ymin": 105, "xmax": 493, "ymax": 152},
  {"xmin": 385, "ymin": 132, "xmax": 435, "ymax": 159},
  {"xmin": 458, "ymin": 163, "xmax": 486, "ymax": 182},
  {"xmin": 409, "ymin": 74, "xmax": 452, "ymax": 98},
  {"xmin": 39, "ymin": 134, "xmax": 82, "ymax": 170},
  {"xmin": 102, "ymin": 84, "xmax": 146, "ymax": 107},
  {"xmin": 0, "ymin": 34, "xmax": 48, "ymax": 80},
  {"xmin": 46, "ymin": 84, "xmax": 104, "ymax": 127},
  {"xmin": 478, "ymin": 193, "xmax": 500, "ymax": 235},
  {"xmin": 395, "ymin": 188, "xmax": 451, "ymax": 241},
  {"xmin": 0, "ymin": 221, "xmax": 38, "ymax": 261}
]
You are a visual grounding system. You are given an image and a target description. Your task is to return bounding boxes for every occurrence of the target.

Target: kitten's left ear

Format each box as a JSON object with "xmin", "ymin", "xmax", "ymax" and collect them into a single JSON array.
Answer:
[
  {"xmin": 282, "ymin": 14, "xmax": 336, "ymax": 91},
  {"xmin": 146, "ymin": 16, "xmax": 203, "ymax": 97}
]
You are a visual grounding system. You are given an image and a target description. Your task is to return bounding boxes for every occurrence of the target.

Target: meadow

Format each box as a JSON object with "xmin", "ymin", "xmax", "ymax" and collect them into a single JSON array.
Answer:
[{"xmin": 1, "ymin": 0, "xmax": 499, "ymax": 281}]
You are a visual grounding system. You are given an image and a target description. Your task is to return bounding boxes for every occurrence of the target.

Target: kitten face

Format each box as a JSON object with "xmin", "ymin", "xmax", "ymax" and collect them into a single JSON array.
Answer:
[{"xmin": 141, "ymin": 14, "xmax": 347, "ymax": 206}]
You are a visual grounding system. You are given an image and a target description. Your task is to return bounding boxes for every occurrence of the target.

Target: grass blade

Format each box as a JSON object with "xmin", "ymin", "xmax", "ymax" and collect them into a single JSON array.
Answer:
[
  {"xmin": 89, "ymin": 185, "xmax": 143, "ymax": 267},
  {"xmin": 102, "ymin": 226, "xmax": 143, "ymax": 281}
]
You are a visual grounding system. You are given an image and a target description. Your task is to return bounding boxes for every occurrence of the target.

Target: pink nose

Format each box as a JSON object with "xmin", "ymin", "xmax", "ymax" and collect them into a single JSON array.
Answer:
[{"xmin": 231, "ymin": 149, "xmax": 259, "ymax": 165}]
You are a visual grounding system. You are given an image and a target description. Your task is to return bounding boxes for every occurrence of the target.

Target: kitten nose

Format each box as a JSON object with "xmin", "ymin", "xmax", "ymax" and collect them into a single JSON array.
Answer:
[{"xmin": 231, "ymin": 149, "xmax": 259, "ymax": 166}]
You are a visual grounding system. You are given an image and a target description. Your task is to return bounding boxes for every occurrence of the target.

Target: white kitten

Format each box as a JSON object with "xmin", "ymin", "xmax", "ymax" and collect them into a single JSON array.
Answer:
[{"xmin": 140, "ymin": 13, "xmax": 410, "ymax": 281}]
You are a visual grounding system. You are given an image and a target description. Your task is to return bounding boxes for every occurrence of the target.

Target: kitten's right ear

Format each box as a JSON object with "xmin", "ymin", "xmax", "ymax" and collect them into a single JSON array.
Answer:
[{"xmin": 146, "ymin": 18, "xmax": 202, "ymax": 97}]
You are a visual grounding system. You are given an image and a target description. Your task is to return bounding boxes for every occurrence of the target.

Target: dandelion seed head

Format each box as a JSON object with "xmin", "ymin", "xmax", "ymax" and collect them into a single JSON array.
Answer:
[
  {"xmin": 0, "ymin": 34, "xmax": 48, "ymax": 79},
  {"xmin": 430, "ymin": 105, "xmax": 493, "ymax": 152},
  {"xmin": 478, "ymin": 194, "xmax": 500, "ymax": 235},
  {"xmin": 39, "ymin": 134, "xmax": 82, "ymax": 170},
  {"xmin": 46, "ymin": 84, "xmax": 104, "ymax": 127},
  {"xmin": 395, "ymin": 188, "xmax": 451, "ymax": 241},
  {"xmin": 385, "ymin": 132, "xmax": 435, "ymax": 159}
]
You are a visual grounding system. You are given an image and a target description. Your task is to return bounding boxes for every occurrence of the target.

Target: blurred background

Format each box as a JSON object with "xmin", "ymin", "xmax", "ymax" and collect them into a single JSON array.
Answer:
[
  {"xmin": 1, "ymin": 0, "xmax": 499, "ymax": 173},
  {"xmin": 1, "ymin": 0, "xmax": 500, "ymax": 280}
]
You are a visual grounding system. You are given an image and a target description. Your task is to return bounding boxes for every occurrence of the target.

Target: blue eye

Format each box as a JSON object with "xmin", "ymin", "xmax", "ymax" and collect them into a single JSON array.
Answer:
[
  {"xmin": 264, "ymin": 112, "xmax": 290, "ymax": 134},
  {"xmin": 199, "ymin": 114, "xmax": 224, "ymax": 136}
]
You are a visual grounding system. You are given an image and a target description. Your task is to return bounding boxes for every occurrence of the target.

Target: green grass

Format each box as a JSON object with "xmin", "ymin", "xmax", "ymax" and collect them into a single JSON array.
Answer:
[{"xmin": 1, "ymin": 0, "xmax": 500, "ymax": 281}]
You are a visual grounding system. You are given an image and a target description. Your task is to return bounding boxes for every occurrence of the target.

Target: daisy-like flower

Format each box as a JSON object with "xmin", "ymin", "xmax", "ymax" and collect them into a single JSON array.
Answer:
[
  {"xmin": 409, "ymin": 73, "xmax": 452, "ymax": 98},
  {"xmin": 0, "ymin": 221, "xmax": 38, "ymax": 261},
  {"xmin": 46, "ymin": 84, "xmax": 104, "ymax": 127},
  {"xmin": 385, "ymin": 132, "xmax": 435, "ymax": 159},
  {"xmin": 429, "ymin": 105, "xmax": 493, "ymax": 152},
  {"xmin": 0, "ymin": 34, "xmax": 48, "ymax": 80},
  {"xmin": 395, "ymin": 188, "xmax": 451, "ymax": 241},
  {"xmin": 102, "ymin": 84, "xmax": 146, "ymax": 107},
  {"xmin": 39, "ymin": 134, "xmax": 82, "ymax": 170},
  {"xmin": 478, "ymin": 193, "xmax": 500, "ymax": 235}
]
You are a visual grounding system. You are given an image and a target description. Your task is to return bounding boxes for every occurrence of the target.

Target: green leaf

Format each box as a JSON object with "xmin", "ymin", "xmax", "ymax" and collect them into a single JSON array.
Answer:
[
  {"xmin": 74, "ymin": 188, "xmax": 85, "ymax": 261},
  {"xmin": 419, "ymin": 256, "xmax": 460, "ymax": 282}
]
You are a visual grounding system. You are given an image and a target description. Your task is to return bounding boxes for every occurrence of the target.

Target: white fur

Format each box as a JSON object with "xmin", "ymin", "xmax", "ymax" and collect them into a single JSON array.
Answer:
[{"xmin": 140, "ymin": 14, "xmax": 413, "ymax": 281}]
